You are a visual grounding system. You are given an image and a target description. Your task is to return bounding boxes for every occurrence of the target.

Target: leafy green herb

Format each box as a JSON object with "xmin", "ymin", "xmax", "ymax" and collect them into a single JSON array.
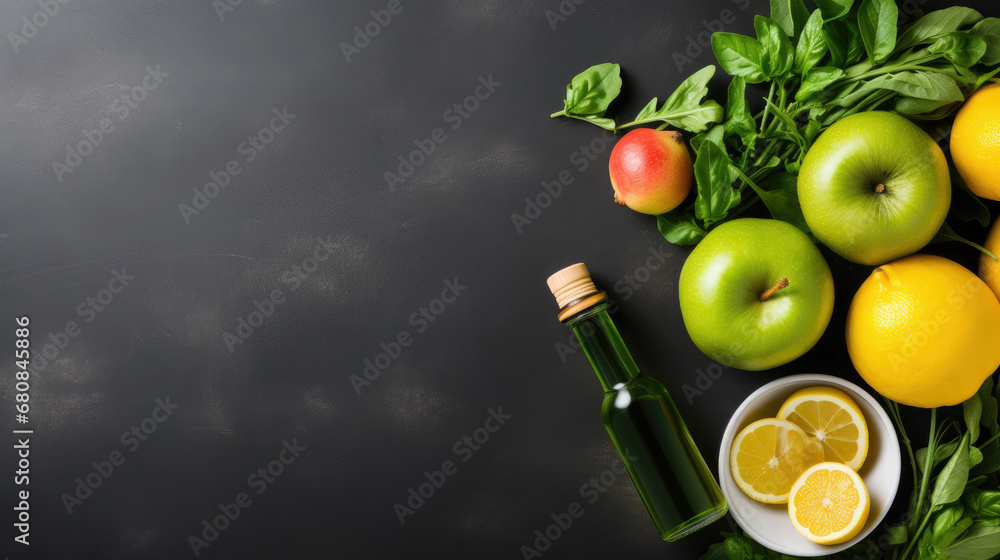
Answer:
[
  {"xmin": 967, "ymin": 393, "xmax": 984, "ymax": 444},
  {"xmin": 814, "ymin": 0, "xmax": 854, "ymax": 21},
  {"xmin": 796, "ymin": 66, "xmax": 844, "ymax": 101},
  {"xmin": 895, "ymin": 6, "xmax": 983, "ymax": 52},
  {"xmin": 770, "ymin": 0, "xmax": 811, "ymax": 39},
  {"xmin": 965, "ymin": 489, "xmax": 1000, "ymax": 520},
  {"xmin": 711, "ymin": 33, "xmax": 766, "ymax": 83},
  {"xmin": 550, "ymin": 63, "xmax": 622, "ymax": 130},
  {"xmin": 693, "ymin": 140, "xmax": 740, "ymax": 225},
  {"xmin": 657, "ymin": 211, "xmax": 707, "ymax": 246},
  {"xmin": 970, "ymin": 18, "xmax": 1000, "ymax": 65},
  {"xmin": 931, "ymin": 432, "xmax": 971, "ymax": 508},
  {"xmin": 857, "ymin": 0, "xmax": 898, "ymax": 64},
  {"xmin": 550, "ymin": 0, "xmax": 1000, "ymax": 256},
  {"xmin": 756, "ymin": 16, "xmax": 795, "ymax": 79},
  {"xmin": 929, "ymin": 32, "xmax": 988, "ymax": 67},
  {"xmin": 795, "ymin": 10, "xmax": 828, "ymax": 75},
  {"xmin": 940, "ymin": 524, "xmax": 1000, "ymax": 559},
  {"xmin": 933, "ymin": 222, "xmax": 998, "ymax": 260},
  {"xmin": 620, "ymin": 66, "xmax": 724, "ymax": 133},
  {"xmin": 724, "ymin": 77, "xmax": 756, "ymax": 145},
  {"xmin": 749, "ymin": 174, "xmax": 810, "ymax": 232}
]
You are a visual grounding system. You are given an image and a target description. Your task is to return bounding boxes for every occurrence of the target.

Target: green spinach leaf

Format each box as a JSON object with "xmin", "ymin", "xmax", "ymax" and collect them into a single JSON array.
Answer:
[
  {"xmin": 966, "ymin": 393, "xmax": 983, "ymax": 444},
  {"xmin": 712, "ymin": 33, "xmax": 766, "ymax": 83},
  {"xmin": 631, "ymin": 66, "xmax": 725, "ymax": 133},
  {"xmin": 845, "ymin": 17, "xmax": 867, "ymax": 65},
  {"xmin": 724, "ymin": 77, "xmax": 756, "ymax": 144},
  {"xmin": 858, "ymin": 0, "xmax": 898, "ymax": 64},
  {"xmin": 658, "ymin": 211, "xmax": 707, "ymax": 246},
  {"xmin": 813, "ymin": 0, "xmax": 854, "ymax": 21},
  {"xmin": 964, "ymin": 489, "xmax": 1000, "ymax": 520},
  {"xmin": 896, "ymin": 7, "xmax": 984, "ymax": 52},
  {"xmin": 795, "ymin": 10, "xmax": 827, "ymax": 75},
  {"xmin": 556, "ymin": 63, "xmax": 621, "ymax": 119},
  {"xmin": 753, "ymin": 172, "xmax": 810, "ymax": 233},
  {"xmin": 929, "ymin": 32, "xmax": 988, "ymax": 67},
  {"xmin": 825, "ymin": 19, "xmax": 851, "ymax": 67},
  {"xmin": 980, "ymin": 377, "xmax": 999, "ymax": 436},
  {"xmin": 756, "ymin": 16, "xmax": 795, "ymax": 79},
  {"xmin": 894, "ymin": 96, "xmax": 961, "ymax": 119},
  {"xmin": 932, "ymin": 504, "xmax": 965, "ymax": 542},
  {"xmin": 693, "ymin": 140, "xmax": 740, "ymax": 225},
  {"xmin": 969, "ymin": 18, "xmax": 1000, "ymax": 66},
  {"xmin": 940, "ymin": 524, "xmax": 1000, "ymax": 560},
  {"xmin": 796, "ymin": 67, "xmax": 845, "ymax": 102},
  {"xmin": 918, "ymin": 440, "xmax": 960, "ymax": 473},
  {"xmin": 769, "ymin": 0, "xmax": 810, "ymax": 38},
  {"xmin": 931, "ymin": 432, "xmax": 971, "ymax": 509},
  {"xmin": 838, "ymin": 71, "xmax": 963, "ymax": 108}
]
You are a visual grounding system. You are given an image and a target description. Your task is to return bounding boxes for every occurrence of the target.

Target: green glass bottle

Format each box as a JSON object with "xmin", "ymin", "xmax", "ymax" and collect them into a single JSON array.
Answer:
[{"xmin": 547, "ymin": 263, "xmax": 727, "ymax": 541}]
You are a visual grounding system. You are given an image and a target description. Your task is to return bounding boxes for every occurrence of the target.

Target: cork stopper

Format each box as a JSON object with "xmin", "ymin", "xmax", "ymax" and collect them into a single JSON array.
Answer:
[{"xmin": 547, "ymin": 263, "xmax": 607, "ymax": 322}]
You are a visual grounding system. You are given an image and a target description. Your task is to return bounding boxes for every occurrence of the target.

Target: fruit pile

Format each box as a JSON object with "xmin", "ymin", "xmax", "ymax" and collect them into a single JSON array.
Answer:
[
  {"xmin": 549, "ymin": 0, "xmax": 1000, "ymax": 557},
  {"xmin": 551, "ymin": 17, "xmax": 1000, "ymax": 410},
  {"xmin": 731, "ymin": 387, "xmax": 871, "ymax": 544}
]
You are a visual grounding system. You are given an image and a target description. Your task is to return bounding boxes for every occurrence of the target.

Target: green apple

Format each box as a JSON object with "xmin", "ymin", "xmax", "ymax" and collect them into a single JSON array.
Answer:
[
  {"xmin": 678, "ymin": 218, "xmax": 834, "ymax": 371},
  {"xmin": 798, "ymin": 111, "xmax": 951, "ymax": 265}
]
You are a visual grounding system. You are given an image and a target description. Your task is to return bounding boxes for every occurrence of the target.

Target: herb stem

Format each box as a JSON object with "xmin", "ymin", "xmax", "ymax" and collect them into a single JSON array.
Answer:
[
  {"xmin": 759, "ymin": 82, "xmax": 777, "ymax": 133},
  {"xmin": 912, "ymin": 408, "xmax": 937, "ymax": 532},
  {"xmin": 902, "ymin": 510, "xmax": 934, "ymax": 560},
  {"xmin": 840, "ymin": 55, "xmax": 941, "ymax": 85},
  {"xmin": 615, "ymin": 107, "xmax": 717, "ymax": 131},
  {"xmin": 886, "ymin": 399, "xmax": 918, "ymax": 492},
  {"xmin": 730, "ymin": 164, "xmax": 764, "ymax": 195}
]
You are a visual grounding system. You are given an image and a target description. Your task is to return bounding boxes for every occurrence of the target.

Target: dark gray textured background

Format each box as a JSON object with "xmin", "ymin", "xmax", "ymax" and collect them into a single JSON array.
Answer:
[{"xmin": 1, "ymin": 0, "xmax": 996, "ymax": 558}]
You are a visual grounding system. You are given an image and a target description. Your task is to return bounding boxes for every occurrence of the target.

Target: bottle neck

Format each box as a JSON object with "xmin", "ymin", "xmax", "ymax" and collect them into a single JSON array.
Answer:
[{"xmin": 566, "ymin": 302, "xmax": 639, "ymax": 392}]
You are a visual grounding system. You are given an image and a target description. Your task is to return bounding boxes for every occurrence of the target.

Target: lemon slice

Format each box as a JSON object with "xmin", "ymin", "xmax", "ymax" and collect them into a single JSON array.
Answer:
[
  {"xmin": 788, "ymin": 462, "xmax": 870, "ymax": 544},
  {"xmin": 777, "ymin": 387, "xmax": 869, "ymax": 471},
  {"xmin": 730, "ymin": 418, "xmax": 825, "ymax": 504}
]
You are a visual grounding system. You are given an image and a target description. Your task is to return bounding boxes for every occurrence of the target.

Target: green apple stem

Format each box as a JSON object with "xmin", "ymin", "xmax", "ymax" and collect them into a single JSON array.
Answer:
[
  {"xmin": 759, "ymin": 278, "xmax": 789, "ymax": 301},
  {"xmin": 875, "ymin": 183, "xmax": 886, "ymax": 194}
]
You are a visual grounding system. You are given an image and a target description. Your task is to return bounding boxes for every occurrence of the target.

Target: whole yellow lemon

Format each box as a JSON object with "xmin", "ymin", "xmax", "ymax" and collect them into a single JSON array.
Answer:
[
  {"xmin": 951, "ymin": 82, "xmax": 1000, "ymax": 201},
  {"xmin": 846, "ymin": 254, "xmax": 1000, "ymax": 407},
  {"xmin": 983, "ymin": 219, "xmax": 1000, "ymax": 302}
]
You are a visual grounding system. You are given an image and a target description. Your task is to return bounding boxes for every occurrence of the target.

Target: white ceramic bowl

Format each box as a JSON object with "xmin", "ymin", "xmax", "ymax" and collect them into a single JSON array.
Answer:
[{"xmin": 719, "ymin": 374, "xmax": 901, "ymax": 556}]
